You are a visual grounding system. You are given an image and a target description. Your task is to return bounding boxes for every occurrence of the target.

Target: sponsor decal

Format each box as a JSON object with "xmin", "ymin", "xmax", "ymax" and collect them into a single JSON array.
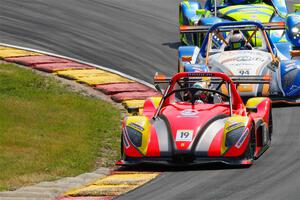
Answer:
[
  {"xmin": 176, "ymin": 130, "xmax": 193, "ymax": 142},
  {"xmin": 179, "ymin": 109, "xmax": 199, "ymax": 117},
  {"xmin": 238, "ymin": 69, "xmax": 250, "ymax": 76},
  {"xmin": 235, "ymin": 128, "xmax": 249, "ymax": 148},
  {"xmin": 287, "ymin": 85, "xmax": 300, "ymax": 96},
  {"xmin": 188, "ymin": 73, "xmax": 214, "ymax": 77},
  {"xmin": 284, "ymin": 61, "xmax": 300, "ymax": 72},
  {"xmin": 235, "ymin": 56, "xmax": 265, "ymax": 63}
]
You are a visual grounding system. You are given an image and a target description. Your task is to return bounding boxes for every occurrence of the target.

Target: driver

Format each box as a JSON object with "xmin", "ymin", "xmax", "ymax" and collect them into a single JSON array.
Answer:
[
  {"xmin": 186, "ymin": 78, "xmax": 213, "ymax": 104},
  {"xmin": 225, "ymin": 30, "xmax": 252, "ymax": 51}
]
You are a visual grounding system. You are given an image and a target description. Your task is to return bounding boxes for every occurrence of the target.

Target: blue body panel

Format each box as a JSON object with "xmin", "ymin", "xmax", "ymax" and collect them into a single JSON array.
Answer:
[
  {"xmin": 270, "ymin": 0, "xmax": 288, "ymax": 17},
  {"xmin": 280, "ymin": 60, "xmax": 300, "ymax": 96},
  {"xmin": 200, "ymin": 17, "xmax": 223, "ymax": 25},
  {"xmin": 178, "ymin": 46, "xmax": 198, "ymax": 59},
  {"xmin": 180, "ymin": 1, "xmax": 202, "ymax": 25},
  {"xmin": 270, "ymin": 15, "xmax": 286, "ymax": 43},
  {"xmin": 275, "ymin": 42, "xmax": 291, "ymax": 59},
  {"xmin": 178, "ymin": 46, "xmax": 208, "ymax": 72},
  {"xmin": 184, "ymin": 64, "xmax": 209, "ymax": 72},
  {"xmin": 286, "ymin": 13, "xmax": 300, "ymax": 47}
]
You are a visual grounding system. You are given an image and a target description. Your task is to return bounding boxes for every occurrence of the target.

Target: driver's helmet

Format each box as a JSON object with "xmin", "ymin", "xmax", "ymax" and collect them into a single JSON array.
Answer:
[
  {"xmin": 228, "ymin": 30, "xmax": 246, "ymax": 50},
  {"xmin": 192, "ymin": 79, "xmax": 211, "ymax": 103}
]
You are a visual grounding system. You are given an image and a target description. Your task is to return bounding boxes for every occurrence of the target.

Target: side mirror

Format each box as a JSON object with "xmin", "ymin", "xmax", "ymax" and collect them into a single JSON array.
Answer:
[
  {"xmin": 246, "ymin": 107, "xmax": 258, "ymax": 113},
  {"xmin": 196, "ymin": 9, "xmax": 206, "ymax": 15},
  {"xmin": 127, "ymin": 107, "xmax": 139, "ymax": 116}
]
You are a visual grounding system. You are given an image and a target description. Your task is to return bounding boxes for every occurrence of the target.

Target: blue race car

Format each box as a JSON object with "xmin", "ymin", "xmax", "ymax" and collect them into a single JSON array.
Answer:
[
  {"xmin": 178, "ymin": 20, "xmax": 300, "ymax": 103},
  {"xmin": 179, "ymin": 0, "xmax": 294, "ymax": 46}
]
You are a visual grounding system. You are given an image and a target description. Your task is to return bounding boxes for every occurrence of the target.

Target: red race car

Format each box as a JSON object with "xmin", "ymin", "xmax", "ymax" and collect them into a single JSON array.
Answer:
[{"xmin": 117, "ymin": 72, "xmax": 272, "ymax": 166}]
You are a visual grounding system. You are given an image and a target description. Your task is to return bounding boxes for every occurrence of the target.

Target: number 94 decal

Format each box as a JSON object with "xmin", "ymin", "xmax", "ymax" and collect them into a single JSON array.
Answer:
[
  {"xmin": 239, "ymin": 69, "xmax": 250, "ymax": 76},
  {"xmin": 176, "ymin": 130, "xmax": 194, "ymax": 142}
]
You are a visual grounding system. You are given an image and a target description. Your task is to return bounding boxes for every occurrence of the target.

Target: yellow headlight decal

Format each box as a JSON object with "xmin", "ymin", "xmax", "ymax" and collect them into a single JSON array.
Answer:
[
  {"xmin": 221, "ymin": 116, "xmax": 249, "ymax": 155},
  {"xmin": 126, "ymin": 116, "xmax": 151, "ymax": 155}
]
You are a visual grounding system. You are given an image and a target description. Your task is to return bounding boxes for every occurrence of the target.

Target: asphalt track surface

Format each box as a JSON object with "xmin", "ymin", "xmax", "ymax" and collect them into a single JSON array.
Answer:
[{"xmin": 0, "ymin": 0, "xmax": 299, "ymax": 200}]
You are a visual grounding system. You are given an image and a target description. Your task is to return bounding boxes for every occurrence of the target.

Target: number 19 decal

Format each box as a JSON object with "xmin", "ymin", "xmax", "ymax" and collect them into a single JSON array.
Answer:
[{"xmin": 176, "ymin": 130, "xmax": 193, "ymax": 142}]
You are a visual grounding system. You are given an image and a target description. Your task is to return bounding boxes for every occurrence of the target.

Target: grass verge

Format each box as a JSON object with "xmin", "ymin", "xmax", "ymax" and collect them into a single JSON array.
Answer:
[{"xmin": 0, "ymin": 63, "xmax": 121, "ymax": 191}]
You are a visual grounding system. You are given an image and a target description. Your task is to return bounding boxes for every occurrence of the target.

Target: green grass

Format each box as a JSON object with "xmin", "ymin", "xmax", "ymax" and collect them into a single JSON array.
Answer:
[{"xmin": 0, "ymin": 63, "xmax": 121, "ymax": 191}]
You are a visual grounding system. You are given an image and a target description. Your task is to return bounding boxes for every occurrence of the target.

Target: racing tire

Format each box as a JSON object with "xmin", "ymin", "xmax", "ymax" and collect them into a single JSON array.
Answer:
[
  {"xmin": 268, "ymin": 109, "xmax": 273, "ymax": 141},
  {"xmin": 244, "ymin": 124, "xmax": 256, "ymax": 160},
  {"xmin": 120, "ymin": 136, "xmax": 126, "ymax": 160}
]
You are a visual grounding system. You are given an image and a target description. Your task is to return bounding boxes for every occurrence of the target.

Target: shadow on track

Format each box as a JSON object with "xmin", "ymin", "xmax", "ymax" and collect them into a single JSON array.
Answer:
[
  {"xmin": 115, "ymin": 162, "xmax": 249, "ymax": 173},
  {"xmin": 162, "ymin": 42, "xmax": 181, "ymax": 49},
  {"xmin": 272, "ymin": 102, "xmax": 300, "ymax": 108}
]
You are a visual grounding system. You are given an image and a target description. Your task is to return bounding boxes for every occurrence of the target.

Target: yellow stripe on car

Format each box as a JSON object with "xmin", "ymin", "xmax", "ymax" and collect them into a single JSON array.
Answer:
[
  {"xmin": 221, "ymin": 116, "xmax": 249, "ymax": 155},
  {"xmin": 126, "ymin": 116, "xmax": 151, "ymax": 155}
]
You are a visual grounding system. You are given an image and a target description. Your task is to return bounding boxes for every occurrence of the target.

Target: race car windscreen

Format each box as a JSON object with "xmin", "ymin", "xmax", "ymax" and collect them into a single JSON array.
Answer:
[
  {"xmin": 208, "ymin": 27, "xmax": 268, "ymax": 54},
  {"xmin": 166, "ymin": 77, "xmax": 230, "ymax": 105}
]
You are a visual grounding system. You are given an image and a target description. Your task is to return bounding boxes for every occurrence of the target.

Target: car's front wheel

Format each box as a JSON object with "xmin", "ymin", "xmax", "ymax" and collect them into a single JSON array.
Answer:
[
  {"xmin": 244, "ymin": 124, "xmax": 256, "ymax": 160},
  {"xmin": 120, "ymin": 136, "xmax": 126, "ymax": 160},
  {"xmin": 268, "ymin": 109, "xmax": 273, "ymax": 141}
]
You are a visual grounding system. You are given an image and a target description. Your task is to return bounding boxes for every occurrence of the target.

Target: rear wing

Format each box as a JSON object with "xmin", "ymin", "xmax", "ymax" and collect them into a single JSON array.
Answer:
[
  {"xmin": 180, "ymin": 22, "xmax": 285, "ymax": 34},
  {"xmin": 154, "ymin": 73, "xmax": 270, "ymax": 85}
]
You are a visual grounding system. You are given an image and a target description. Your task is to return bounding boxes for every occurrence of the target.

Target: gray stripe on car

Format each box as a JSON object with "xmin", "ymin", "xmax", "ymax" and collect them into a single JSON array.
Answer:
[
  {"xmin": 153, "ymin": 117, "xmax": 172, "ymax": 156},
  {"xmin": 195, "ymin": 118, "xmax": 227, "ymax": 156}
]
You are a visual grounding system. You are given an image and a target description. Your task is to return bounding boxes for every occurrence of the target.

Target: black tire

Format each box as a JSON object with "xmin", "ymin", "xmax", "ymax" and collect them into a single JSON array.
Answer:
[
  {"xmin": 268, "ymin": 109, "xmax": 273, "ymax": 141},
  {"xmin": 244, "ymin": 124, "xmax": 256, "ymax": 160},
  {"xmin": 120, "ymin": 135, "xmax": 126, "ymax": 160}
]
